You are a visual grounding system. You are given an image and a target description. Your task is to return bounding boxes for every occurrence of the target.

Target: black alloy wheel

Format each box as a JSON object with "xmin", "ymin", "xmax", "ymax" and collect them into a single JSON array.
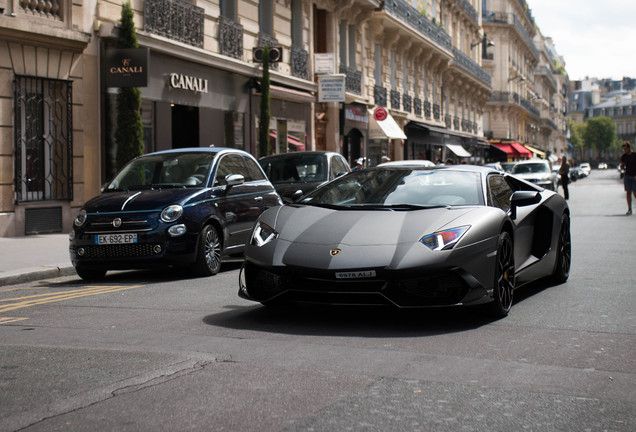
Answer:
[
  {"xmin": 489, "ymin": 231, "xmax": 515, "ymax": 317},
  {"xmin": 194, "ymin": 224, "xmax": 222, "ymax": 276},
  {"xmin": 551, "ymin": 213, "xmax": 571, "ymax": 283}
]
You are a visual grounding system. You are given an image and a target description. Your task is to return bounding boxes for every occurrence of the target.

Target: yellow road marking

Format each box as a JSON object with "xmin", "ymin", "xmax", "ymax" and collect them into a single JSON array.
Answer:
[
  {"xmin": 0, "ymin": 317, "xmax": 29, "ymax": 324},
  {"xmin": 0, "ymin": 285, "xmax": 144, "ymax": 314}
]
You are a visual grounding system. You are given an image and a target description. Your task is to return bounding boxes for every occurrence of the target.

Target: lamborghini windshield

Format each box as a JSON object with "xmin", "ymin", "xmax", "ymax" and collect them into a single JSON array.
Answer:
[{"xmin": 299, "ymin": 168, "xmax": 484, "ymax": 208}]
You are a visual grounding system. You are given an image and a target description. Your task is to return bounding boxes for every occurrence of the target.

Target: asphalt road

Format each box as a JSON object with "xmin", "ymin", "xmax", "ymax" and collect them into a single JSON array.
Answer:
[{"xmin": 0, "ymin": 169, "xmax": 634, "ymax": 432}]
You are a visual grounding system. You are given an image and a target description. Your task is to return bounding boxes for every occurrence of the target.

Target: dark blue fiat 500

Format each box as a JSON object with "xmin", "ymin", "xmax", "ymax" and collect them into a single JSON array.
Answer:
[{"xmin": 69, "ymin": 148, "xmax": 281, "ymax": 280}]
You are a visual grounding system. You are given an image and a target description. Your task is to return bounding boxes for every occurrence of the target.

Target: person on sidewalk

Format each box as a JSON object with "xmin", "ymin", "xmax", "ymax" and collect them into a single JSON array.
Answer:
[
  {"xmin": 558, "ymin": 157, "xmax": 570, "ymax": 200},
  {"xmin": 619, "ymin": 141, "xmax": 636, "ymax": 215}
]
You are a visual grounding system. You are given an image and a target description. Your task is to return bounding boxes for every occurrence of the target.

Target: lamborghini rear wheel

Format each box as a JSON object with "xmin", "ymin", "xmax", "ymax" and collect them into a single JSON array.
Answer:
[
  {"xmin": 489, "ymin": 231, "xmax": 515, "ymax": 317},
  {"xmin": 551, "ymin": 213, "xmax": 571, "ymax": 283}
]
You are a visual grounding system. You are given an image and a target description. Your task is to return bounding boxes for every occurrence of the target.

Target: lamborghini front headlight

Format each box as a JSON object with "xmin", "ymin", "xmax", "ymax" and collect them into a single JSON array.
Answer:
[
  {"xmin": 420, "ymin": 226, "xmax": 470, "ymax": 251},
  {"xmin": 251, "ymin": 221, "xmax": 279, "ymax": 247}
]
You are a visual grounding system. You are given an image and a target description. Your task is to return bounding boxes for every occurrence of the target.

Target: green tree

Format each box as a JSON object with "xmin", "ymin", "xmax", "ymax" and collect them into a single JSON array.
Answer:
[
  {"xmin": 583, "ymin": 116, "xmax": 616, "ymax": 161},
  {"xmin": 568, "ymin": 120, "xmax": 586, "ymax": 161},
  {"xmin": 258, "ymin": 46, "xmax": 272, "ymax": 157},
  {"xmin": 114, "ymin": 2, "xmax": 144, "ymax": 172}
]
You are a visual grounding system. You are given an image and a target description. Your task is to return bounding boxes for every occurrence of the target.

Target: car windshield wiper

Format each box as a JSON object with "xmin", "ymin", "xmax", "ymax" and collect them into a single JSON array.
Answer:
[{"xmin": 382, "ymin": 204, "xmax": 451, "ymax": 210}]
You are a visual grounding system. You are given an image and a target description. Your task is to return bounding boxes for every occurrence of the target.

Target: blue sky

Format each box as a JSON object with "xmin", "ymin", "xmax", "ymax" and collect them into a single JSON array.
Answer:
[{"xmin": 529, "ymin": 0, "xmax": 636, "ymax": 81}]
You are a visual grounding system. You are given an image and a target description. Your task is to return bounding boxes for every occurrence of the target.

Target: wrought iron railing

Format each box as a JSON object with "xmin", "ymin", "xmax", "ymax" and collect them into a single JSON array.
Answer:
[
  {"xmin": 414, "ymin": 97, "xmax": 422, "ymax": 116},
  {"xmin": 482, "ymin": 11, "xmax": 539, "ymax": 60},
  {"xmin": 433, "ymin": 103, "xmax": 440, "ymax": 120},
  {"xmin": 390, "ymin": 89, "xmax": 401, "ymax": 110},
  {"xmin": 403, "ymin": 94, "xmax": 412, "ymax": 113},
  {"xmin": 145, "ymin": 0, "xmax": 204, "ymax": 48},
  {"xmin": 339, "ymin": 64, "xmax": 361, "ymax": 95},
  {"xmin": 383, "ymin": 0, "xmax": 453, "ymax": 52},
  {"xmin": 452, "ymin": 47, "xmax": 492, "ymax": 87},
  {"xmin": 291, "ymin": 46, "xmax": 308, "ymax": 79},
  {"xmin": 219, "ymin": 16, "xmax": 243, "ymax": 60},
  {"xmin": 374, "ymin": 85, "xmax": 388, "ymax": 107}
]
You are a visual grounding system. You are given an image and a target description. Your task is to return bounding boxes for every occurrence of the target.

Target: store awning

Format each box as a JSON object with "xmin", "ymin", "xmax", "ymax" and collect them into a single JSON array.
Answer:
[
  {"xmin": 369, "ymin": 111, "xmax": 407, "ymax": 139},
  {"xmin": 493, "ymin": 143, "xmax": 519, "ymax": 157},
  {"xmin": 270, "ymin": 85, "xmax": 316, "ymax": 103},
  {"xmin": 510, "ymin": 142, "xmax": 533, "ymax": 158},
  {"xmin": 524, "ymin": 144, "xmax": 546, "ymax": 158},
  {"xmin": 446, "ymin": 143, "xmax": 471, "ymax": 157}
]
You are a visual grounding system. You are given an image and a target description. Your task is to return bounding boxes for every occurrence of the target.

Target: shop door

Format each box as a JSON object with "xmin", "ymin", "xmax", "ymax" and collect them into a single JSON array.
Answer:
[
  {"xmin": 344, "ymin": 128, "xmax": 363, "ymax": 165},
  {"xmin": 172, "ymin": 105, "xmax": 199, "ymax": 148}
]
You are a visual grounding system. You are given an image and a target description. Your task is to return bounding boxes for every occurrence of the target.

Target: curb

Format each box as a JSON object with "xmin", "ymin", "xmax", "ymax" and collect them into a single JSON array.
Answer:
[{"xmin": 0, "ymin": 266, "xmax": 76, "ymax": 287}]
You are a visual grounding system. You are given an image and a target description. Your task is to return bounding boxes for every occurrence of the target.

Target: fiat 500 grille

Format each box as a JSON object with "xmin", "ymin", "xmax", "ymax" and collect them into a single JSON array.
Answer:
[{"xmin": 82, "ymin": 243, "xmax": 157, "ymax": 258}]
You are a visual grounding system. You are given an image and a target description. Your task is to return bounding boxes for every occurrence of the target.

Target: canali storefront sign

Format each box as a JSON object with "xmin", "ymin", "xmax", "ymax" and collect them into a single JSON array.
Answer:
[
  {"xmin": 105, "ymin": 48, "xmax": 149, "ymax": 88},
  {"xmin": 168, "ymin": 73, "xmax": 209, "ymax": 93}
]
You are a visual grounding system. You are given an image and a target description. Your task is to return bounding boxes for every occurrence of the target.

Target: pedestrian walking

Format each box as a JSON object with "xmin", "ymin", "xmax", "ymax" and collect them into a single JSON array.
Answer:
[
  {"xmin": 558, "ymin": 157, "xmax": 570, "ymax": 200},
  {"xmin": 620, "ymin": 141, "xmax": 636, "ymax": 215}
]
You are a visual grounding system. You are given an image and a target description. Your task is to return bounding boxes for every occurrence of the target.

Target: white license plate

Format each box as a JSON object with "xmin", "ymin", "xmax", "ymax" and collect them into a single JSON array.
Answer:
[
  {"xmin": 95, "ymin": 233, "xmax": 138, "ymax": 245},
  {"xmin": 335, "ymin": 270, "xmax": 376, "ymax": 279}
]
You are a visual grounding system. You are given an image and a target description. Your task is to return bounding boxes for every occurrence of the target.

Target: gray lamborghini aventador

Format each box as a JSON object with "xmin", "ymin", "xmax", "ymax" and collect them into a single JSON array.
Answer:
[{"xmin": 239, "ymin": 165, "xmax": 571, "ymax": 317}]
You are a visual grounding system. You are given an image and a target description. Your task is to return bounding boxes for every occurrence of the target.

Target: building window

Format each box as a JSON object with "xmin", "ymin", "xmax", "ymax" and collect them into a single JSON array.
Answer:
[
  {"xmin": 374, "ymin": 44, "xmax": 382, "ymax": 84},
  {"xmin": 259, "ymin": 0, "xmax": 273, "ymax": 36},
  {"xmin": 339, "ymin": 21, "xmax": 357, "ymax": 68},
  {"xmin": 220, "ymin": 0, "xmax": 236, "ymax": 19},
  {"xmin": 14, "ymin": 76, "xmax": 73, "ymax": 202},
  {"xmin": 291, "ymin": 0, "xmax": 302, "ymax": 45}
]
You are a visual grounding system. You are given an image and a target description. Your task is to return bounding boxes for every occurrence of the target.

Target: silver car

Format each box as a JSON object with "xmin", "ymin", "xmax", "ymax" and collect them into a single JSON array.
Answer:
[{"xmin": 511, "ymin": 159, "xmax": 558, "ymax": 191}]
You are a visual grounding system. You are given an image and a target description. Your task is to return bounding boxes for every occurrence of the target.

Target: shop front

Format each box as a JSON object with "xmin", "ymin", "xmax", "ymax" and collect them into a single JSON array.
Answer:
[{"xmin": 342, "ymin": 103, "xmax": 369, "ymax": 166}]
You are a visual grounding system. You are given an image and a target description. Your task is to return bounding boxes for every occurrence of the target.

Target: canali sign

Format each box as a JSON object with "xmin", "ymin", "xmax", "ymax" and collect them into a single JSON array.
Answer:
[{"xmin": 168, "ymin": 73, "xmax": 209, "ymax": 93}]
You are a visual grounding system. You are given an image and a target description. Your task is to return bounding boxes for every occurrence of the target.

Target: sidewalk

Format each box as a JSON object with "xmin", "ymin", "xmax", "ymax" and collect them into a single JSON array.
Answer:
[{"xmin": 0, "ymin": 233, "xmax": 76, "ymax": 287}]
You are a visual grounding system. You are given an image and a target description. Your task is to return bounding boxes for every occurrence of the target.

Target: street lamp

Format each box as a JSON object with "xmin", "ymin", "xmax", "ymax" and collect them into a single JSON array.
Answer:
[{"xmin": 471, "ymin": 34, "xmax": 495, "ymax": 49}]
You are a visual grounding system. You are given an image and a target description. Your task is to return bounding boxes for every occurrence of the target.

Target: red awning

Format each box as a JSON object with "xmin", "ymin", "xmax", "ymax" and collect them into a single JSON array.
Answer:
[
  {"xmin": 493, "ymin": 143, "xmax": 519, "ymax": 156},
  {"xmin": 510, "ymin": 142, "xmax": 532, "ymax": 158},
  {"xmin": 492, "ymin": 142, "xmax": 532, "ymax": 159}
]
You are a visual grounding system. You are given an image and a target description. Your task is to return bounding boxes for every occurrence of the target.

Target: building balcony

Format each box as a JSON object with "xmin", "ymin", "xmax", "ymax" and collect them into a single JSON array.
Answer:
[
  {"xmin": 489, "ymin": 91, "xmax": 539, "ymax": 118},
  {"xmin": 339, "ymin": 64, "xmax": 361, "ymax": 95},
  {"xmin": 391, "ymin": 89, "xmax": 401, "ymax": 110},
  {"xmin": 382, "ymin": 0, "xmax": 453, "ymax": 52},
  {"xmin": 403, "ymin": 94, "xmax": 412, "ymax": 113},
  {"xmin": 291, "ymin": 46, "xmax": 309, "ymax": 79},
  {"xmin": 451, "ymin": 47, "xmax": 492, "ymax": 87},
  {"xmin": 219, "ymin": 16, "xmax": 243, "ymax": 60},
  {"xmin": 482, "ymin": 10, "xmax": 539, "ymax": 60},
  {"xmin": 144, "ymin": 0, "xmax": 204, "ymax": 48},
  {"xmin": 414, "ymin": 97, "xmax": 422, "ymax": 116},
  {"xmin": 374, "ymin": 85, "xmax": 388, "ymax": 107},
  {"xmin": 433, "ymin": 103, "xmax": 441, "ymax": 120}
]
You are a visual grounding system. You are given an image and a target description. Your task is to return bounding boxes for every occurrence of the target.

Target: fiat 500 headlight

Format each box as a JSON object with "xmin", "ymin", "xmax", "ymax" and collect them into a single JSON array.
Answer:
[
  {"xmin": 161, "ymin": 205, "xmax": 183, "ymax": 223},
  {"xmin": 251, "ymin": 221, "xmax": 278, "ymax": 247},
  {"xmin": 420, "ymin": 226, "xmax": 470, "ymax": 251},
  {"xmin": 74, "ymin": 209, "xmax": 87, "ymax": 227}
]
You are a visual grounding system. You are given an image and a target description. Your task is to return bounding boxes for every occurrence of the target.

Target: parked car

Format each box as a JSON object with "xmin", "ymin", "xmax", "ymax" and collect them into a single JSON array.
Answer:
[
  {"xmin": 578, "ymin": 162, "xmax": 591, "ymax": 177},
  {"xmin": 597, "ymin": 162, "xmax": 608, "ymax": 170},
  {"xmin": 377, "ymin": 159, "xmax": 436, "ymax": 168},
  {"xmin": 500, "ymin": 162, "xmax": 517, "ymax": 173},
  {"xmin": 259, "ymin": 151, "xmax": 350, "ymax": 203},
  {"xmin": 510, "ymin": 159, "xmax": 558, "ymax": 190},
  {"xmin": 69, "ymin": 148, "xmax": 282, "ymax": 280},
  {"xmin": 482, "ymin": 162, "xmax": 504, "ymax": 171},
  {"xmin": 239, "ymin": 165, "xmax": 571, "ymax": 317}
]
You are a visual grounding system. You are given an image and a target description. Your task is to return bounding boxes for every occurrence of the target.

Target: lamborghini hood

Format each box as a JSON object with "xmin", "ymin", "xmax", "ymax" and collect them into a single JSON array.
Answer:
[{"xmin": 272, "ymin": 204, "xmax": 475, "ymax": 246}]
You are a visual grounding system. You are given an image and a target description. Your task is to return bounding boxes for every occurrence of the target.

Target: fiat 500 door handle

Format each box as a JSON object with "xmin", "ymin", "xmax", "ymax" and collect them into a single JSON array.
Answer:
[{"xmin": 254, "ymin": 196, "xmax": 263, "ymax": 201}]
